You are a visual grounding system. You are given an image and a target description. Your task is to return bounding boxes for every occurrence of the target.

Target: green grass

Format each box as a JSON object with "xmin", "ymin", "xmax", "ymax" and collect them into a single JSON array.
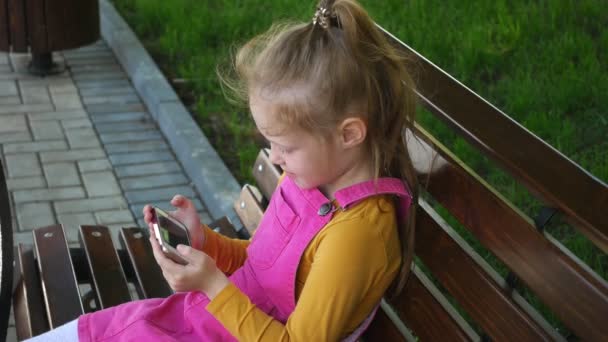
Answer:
[{"xmin": 111, "ymin": 0, "xmax": 606, "ymax": 336}]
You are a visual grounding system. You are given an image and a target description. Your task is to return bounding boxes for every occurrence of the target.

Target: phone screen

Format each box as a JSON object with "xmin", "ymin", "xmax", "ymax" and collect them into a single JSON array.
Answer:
[{"xmin": 155, "ymin": 209, "xmax": 190, "ymax": 248}]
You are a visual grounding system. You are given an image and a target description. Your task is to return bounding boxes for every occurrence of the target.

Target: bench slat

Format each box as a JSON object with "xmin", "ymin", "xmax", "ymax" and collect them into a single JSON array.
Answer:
[
  {"xmin": 7, "ymin": 0, "xmax": 27, "ymax": 51},
  {"xmin": 393, "ymin": 267, "xmax": 477, "ymax": 341},
  {"xmin": 33, "ymin": 225, "xmax": 83, "ymax": 328},
  {"xmin": 80, "ymin": 225, "xmax": 131, "ymax": 309},
  {"xmin": 13, "ymin": 244, "xmax": 49, "ymax": 340},
  {"xmin": 119, "ymin": 227, "xmax": 172, "ymax": 299},
  {"xmin": 208, "ymin": 216, "xmax": 239, "ymax": 239},
  {"xmin": 379, "ymin": 27, "xmax": 607, "ymax": 253},
  {"xmin": 253, "ymin": 149, "xmax": 281, "ymax": 200},
  {"xmin": 363, "ymin": 306, "xmax": 407, "ymax": 341},
  {"xmin": 233, "ymin": 184, "xmax": 264, "ymax": 236},
  {"xmin": 417, "ymin": 200, "xmax": 558, "ymax": 340},
  {"xmin": 24, "ymin": 0, "xmax": 48, "ymax": 51},
  {"xmin": 414, "ymin": 126, "xmax": 608, "ymax": 340}
]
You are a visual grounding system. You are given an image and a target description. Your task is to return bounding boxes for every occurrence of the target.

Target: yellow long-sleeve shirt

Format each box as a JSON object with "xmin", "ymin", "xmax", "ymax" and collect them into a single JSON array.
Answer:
[{"xmin": 201, "ymin": 195, "xmax": 401, "ymax": 341}]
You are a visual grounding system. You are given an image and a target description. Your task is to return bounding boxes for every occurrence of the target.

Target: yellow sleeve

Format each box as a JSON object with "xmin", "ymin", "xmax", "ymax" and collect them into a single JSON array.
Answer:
[
  {"xmin": 206, "ymin": 206, "xmax": 400, "ymax": 341},
  {"xmin": 201, "ymin": 224, "xmax": 250, "ymax": 275}
]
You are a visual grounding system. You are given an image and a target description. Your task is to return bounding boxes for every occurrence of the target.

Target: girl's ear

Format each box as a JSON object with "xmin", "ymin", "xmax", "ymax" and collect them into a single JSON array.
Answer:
[{"xmin": 338, "ymin": 117, "xmax": 367, "ymax": 148}]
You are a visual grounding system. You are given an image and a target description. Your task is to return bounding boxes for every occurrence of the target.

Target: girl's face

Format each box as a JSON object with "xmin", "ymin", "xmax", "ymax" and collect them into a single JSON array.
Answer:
[{"xmin": 250, "ymin": 95, "xmax": 348, "ymax": 192}]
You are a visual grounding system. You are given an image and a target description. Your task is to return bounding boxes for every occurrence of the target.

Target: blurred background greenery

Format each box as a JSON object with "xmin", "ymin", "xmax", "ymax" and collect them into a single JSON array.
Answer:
[{"xmin": 111, "ymin": 0, "xmax": 606, "ymax": 337}]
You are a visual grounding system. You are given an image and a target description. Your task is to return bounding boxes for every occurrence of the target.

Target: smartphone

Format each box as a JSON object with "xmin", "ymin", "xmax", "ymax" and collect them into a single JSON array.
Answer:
[{"xmin": 151, "ymin": 207, "xmax": 191, "ymax": 265}]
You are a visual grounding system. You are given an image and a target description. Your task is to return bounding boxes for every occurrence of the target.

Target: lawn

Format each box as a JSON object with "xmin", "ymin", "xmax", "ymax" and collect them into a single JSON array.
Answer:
[{"xmin": 111, "ymin": 0, "xmax": 606, "ymax": 336}]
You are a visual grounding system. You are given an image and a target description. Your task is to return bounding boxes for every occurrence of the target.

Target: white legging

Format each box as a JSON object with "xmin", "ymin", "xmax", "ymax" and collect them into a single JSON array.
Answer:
[{"xmin": 24, "ymin": 319, "xmax": 79, "ymax": 341}]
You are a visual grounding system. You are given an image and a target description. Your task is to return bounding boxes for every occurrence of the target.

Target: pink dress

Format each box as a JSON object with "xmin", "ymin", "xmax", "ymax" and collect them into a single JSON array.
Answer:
[{"xmin": 78, "ymin": 177, "xmax": 412, "ymax": 341}]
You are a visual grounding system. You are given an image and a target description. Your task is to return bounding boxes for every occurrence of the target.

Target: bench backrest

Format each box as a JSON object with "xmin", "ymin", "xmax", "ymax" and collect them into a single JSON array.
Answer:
[{"xmin": 233, "ymin": 25, "xmax": 608, "ymax": 341}]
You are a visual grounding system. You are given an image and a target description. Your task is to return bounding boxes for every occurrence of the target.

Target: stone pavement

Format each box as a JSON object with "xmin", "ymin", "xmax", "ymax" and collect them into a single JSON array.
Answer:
[
  {"xmin": 0, "ymin": 43, "xmax": 217, "ymax": 341},
  {"xmin": 1, "ymin": 42, "xmax": 213, "ymax": 244}
]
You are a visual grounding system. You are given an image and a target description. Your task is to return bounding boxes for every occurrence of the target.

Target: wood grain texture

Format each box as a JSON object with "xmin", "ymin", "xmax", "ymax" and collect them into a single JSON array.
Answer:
[
  {"xmin": 24, "ymin": 0, "xmax": 48, "ymax": 51},
  {"xmin": 13, "ymin": 244, "xmax": 49, "ymax": 340},
  {"xmin": 413, "ymin": 126, "xmax": 608, "ymax": 341},
  {"xmin": 33, "ymin": 225, "xmax": 83, "ymax": 328},
  {"xmin": 416, "ymin": 200, "xmax": 558, "ymax": 341},
  {"xmin": 0, "ymin": 0, "xmax": 9, "ymax": 50},
  {"xmin": 7, "ymin": 0, "xmax": 27, "ymax": 51},
  {"xmin": 233, "ymin": 184, "xmax": 264, "ymax": 235},
  {"xmin": 80, "ymin": 225, "xmax": 131, "ymax": 309},
  {"xmin": 363, "ymin": 306, "xmax": 406, "ymax": 342},
  {"xmin": 379, "ymin": 26, "xmax": 607, "ymax": 254},
  {"xmin": 391, "ymin": 268, "xmax": 477, "ymax": 341},
  {"xmin": 253, "ymin": 149, "xmax": 281, "ymax": 200},
  {"xmin": 119, "ymin": 227, "xmax": 172, "ymax": 299}
]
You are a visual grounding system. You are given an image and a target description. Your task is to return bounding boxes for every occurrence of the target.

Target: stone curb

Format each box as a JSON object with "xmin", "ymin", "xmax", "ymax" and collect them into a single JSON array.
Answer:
[{"xmin": 98, "ymin": 0, "xmax": 242, "ymax": 229}]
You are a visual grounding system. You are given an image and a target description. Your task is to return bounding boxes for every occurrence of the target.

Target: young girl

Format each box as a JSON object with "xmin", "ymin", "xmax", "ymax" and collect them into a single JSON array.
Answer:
[{"xmin": 27, "ymin": 0, "xmax": 418, "ymax": 340}]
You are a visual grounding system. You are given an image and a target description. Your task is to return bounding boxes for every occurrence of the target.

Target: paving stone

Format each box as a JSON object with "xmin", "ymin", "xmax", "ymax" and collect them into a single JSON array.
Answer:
[
  {"xmin": 18, "ymin": 75, "xmax": 70, "ymax": 87},
  {"xmin": 3, "ymin": 140, "xmax": 67, "ymax": 154},
  {"xmin": 63, "ymin": 50, "xmax": 114, "ymax": 59},
  {"xmin": 76, "ymin": 79, "xmax": 130, "ymax": 89},
  {"xmin": 29, "ymin": 109, "xmax": 86, "ymax": 121},
  {"xmin": 124, "ymin": 185, "xmax": 196, "ymax": 204},
  {"xmin": 114, "ymin": 161, "xmax": 181, "ymax": 177},
  {"xmin": 51, "ymin": 91, "xmax": 83, "ymax": 109},
  {"xmin": 13, "ymin": 231, "xmax": 35, "ymax": 245},
  {"xmin": 17, "ymin": 202, "xmax": 55, "ymax": 230},
  {"xmin": 0, "ymin": 131, "xmax": 31, "ymax": 144},
  {"xmin": 0, "ymin": 114, "xmax": 27, "ymax": 133},
  {"xmin": 65, "ymin": 57, "xmax": 117, "ymax": 67},
  {"xmin": 6, "ymin": 176, "xmax": 46, "ymax": 190},
  {"xmin": 70, "ymin": 64, "xmax": 123, "ymax": 74},
  {"xmin": 0, "ymin": 80, "xmax": 18, "ymax": 96},
  {"xmin": 61, "ymin": 118, "xmax": 93, "ymax": 129},
  {"xmin": 104, "ymin": 140, "xmax": 168, "ymax": 154},
  {"xmin": 90, "ymin": 111, "xmax": 146, "ymax": 123},
  {"xmin": 5, "ymin": 153, "xmax": 41, "ymax": 177},
  {"xmin": 31, "ymin": 120, "xmax": 65, "ymax": 140},
  {"xmin": 40, "ymin": 148, "xmax": 106, "ymax": 162},
  {"xmin": 99, "ymin": 131, "xmax": 161, "ymax": 144},
  {"xmin": 79, "ymin": 159, "xmax": 113, "ymax": 173},
  {"xmin": 57, "ymin": 212, "xmax": 97, "ymax": 241},
  {"xmin": 13, "ymin": 186, "xmax": 85, "ymax": 203},
  {"xmin": 79, "ymin": 86, "xmax": 135, "ymax": 97},
  {"xmin": 109, "ymin": 151, "xmax": 174, "ymax": 165},
  {"xmin": 54, "ymin": 195, "xmax": 128, "ymax": 214},
  {"xmin": 48, "ymin": 82, "xmax": 78, "ymax": 94},
  {"xmin": 0, "ymin": 96, "xmax": 21, "ymax": 105},
  {"xmin": 74, "ymin": 72, "xmax": 126, "ymax": 82},
  {"xmin": 86, "ymin": 103, "xmax": 145, "ymax": 113},
  {"xmin": 65, "ymin": 127, "xmax": 100, "ymax": 148},
  {"xmin": 82, "ymin": 171, "xmax": 121, "ymax": 196},
  {"xmin": 120, "ymin": 173, "xmax": 188, "ymax": 190},
  {"xmin": 0, "ymin": 103, "xmax": 54, "ymax": 114},
  {"xmin": 43, "ymin": 162, "xmax": 81, "ymax": 187},
  {"xmin": 20, "ymin": 85, "xmax": 52, "ymax": 104},
  {"xmin": 95, "ymin": 209, "xmax": 135, "ymax": 225},
  {"xmin": 95, "ymin": 120, "xmax": 156, "ymax": 133},
  {"xmin": 83, "ymin": 94, "xmax": 141, "ymax": 105}
]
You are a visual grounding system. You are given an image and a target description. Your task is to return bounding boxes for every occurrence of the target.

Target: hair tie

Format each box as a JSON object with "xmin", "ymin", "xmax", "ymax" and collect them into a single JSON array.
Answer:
[{"xmin": 312, "ymin": 6, "xmax": 340, "ymax": 29}]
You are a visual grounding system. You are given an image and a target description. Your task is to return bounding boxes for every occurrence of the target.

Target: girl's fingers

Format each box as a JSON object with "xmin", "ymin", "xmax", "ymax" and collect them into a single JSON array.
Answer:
[
  {"xmin": 149, "ymin": 236, "xmax": 181, "ymax": 273},
  {"xmin": 171, "ymin": 194, "xmax": 192, "ymax": 209}
]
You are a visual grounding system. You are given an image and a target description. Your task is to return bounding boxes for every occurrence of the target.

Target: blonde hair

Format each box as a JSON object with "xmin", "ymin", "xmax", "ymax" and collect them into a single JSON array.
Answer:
[{"xmin": 221, "ymin": 0, "xmax": 418, "ymax": 298}]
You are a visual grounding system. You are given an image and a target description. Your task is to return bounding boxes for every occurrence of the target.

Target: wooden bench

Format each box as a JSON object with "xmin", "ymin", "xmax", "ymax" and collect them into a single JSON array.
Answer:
[
  {"xmin": 0, "ymin": 160, "xmax": 14, "ymax": 342},
  {"xmin": 0, "ymin": 0, "xmax": 100, "ymax": 75},
  {"xmin": 4, "ymin": 24, "xmax": 608, "ymax": 341}
]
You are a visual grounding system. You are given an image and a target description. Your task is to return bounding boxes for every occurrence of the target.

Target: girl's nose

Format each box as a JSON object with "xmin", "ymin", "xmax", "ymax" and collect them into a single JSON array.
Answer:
[{"xmin": 268, "ymin": 146, "xmax": 283, "ymax": 165}]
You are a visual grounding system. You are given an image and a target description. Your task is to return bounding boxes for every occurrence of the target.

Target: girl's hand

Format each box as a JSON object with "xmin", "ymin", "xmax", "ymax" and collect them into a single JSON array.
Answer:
[
  {"xmin": 143, "ymin": 195, "xmax": 205, "ymax": 251},
  {"xmin": 149, "ymin": 236, "xmax": 229, "ymax": 298}
]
